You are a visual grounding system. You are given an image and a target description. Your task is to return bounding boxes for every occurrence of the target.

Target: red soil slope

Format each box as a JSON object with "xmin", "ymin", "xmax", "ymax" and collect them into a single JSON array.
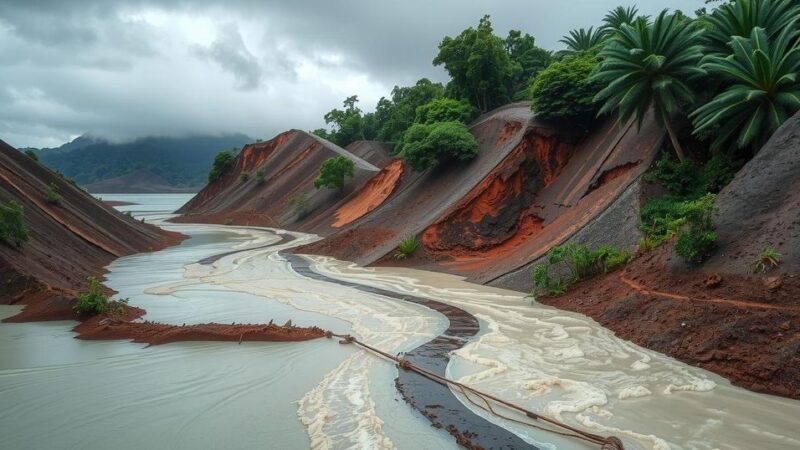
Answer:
[
  {"xmin": 333, "ymin": 159, "xmax": 404, "ymax": 227},
  {"xmin": 541, "ymin": 112, "xmax": 800, "ymax": 399},
  {"xmin": 173, "ymin": 130, "xmax": 386, "ymax": 235},
  {"xmin": 300, "ymin": 103, "xmax": 663, "ymax": 286},
  {"xmin": 0, "ymin": 139, "xmax": 184, "ymax": 321}
]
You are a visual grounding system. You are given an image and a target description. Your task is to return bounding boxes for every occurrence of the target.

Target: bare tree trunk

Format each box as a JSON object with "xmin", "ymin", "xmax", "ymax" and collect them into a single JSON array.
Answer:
[{"xmin": 664, "ymin": 120, "xmax": 686, "ymax": 162}]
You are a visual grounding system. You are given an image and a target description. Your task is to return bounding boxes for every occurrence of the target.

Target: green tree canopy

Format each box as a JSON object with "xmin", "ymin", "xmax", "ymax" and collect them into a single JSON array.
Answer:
[
  {"xmin": 602, "ymin": 6, "xmax": 641, "ymax": 31},
  {"xmin": 593, "ymin": 12, "xmax": 705, "ymax": 161},
  {"xmin": 373, "ymin": 78, "xmax": 445, "ymax": 143},
  {"xmin": 0, "ymin": 200, "xmax": 29, "ymax": 248},
  {"xmin": 504, "ymin": 30, "xmax": 553, "ymax": 99},
  {"xmin": 433, "ymin": 15, "xmax": 514, "ymax": 113},
  {"xmin": 314, "ymin": 156, "xmax": 355, "ymax": 191},
  {"xmin": 558, "ymin": 27, "xmax": 607, "ymax": 55},
  {"xmin": 322, "ymin": 95, "xmax": 368, "ymax": 147},
  {"xmin": 414, "ymin": 98, "xmax": 474, "ymax": 125},
  {"xmin": 398, "ymin": 122, "xmax": 479, "ymax": 171},
  {"xmin": 701, "ymin": 0, "xmax": 800, "ymax": 56},
  {"xmin": 691, "ymin": 25, "xmax": 800, "ymax": 152},
  {"xmin": 208, "ymin": 150, "xmax": 236, "ymax": 182},
  {"xmin": 530, "ymin": 50, "xmax": 602, "ymax": 127}
]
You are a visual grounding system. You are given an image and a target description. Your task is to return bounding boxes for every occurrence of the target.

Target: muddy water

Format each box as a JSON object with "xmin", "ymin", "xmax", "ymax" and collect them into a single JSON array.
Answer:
[{"xmin": 2, "ymin": 194, "xmax": 799, "ymax": 450}]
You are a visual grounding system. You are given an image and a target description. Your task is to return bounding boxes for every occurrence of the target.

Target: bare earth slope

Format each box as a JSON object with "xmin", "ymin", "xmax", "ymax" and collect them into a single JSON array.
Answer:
[
  {"xmin": 174, "ymin": 130, "xmax": 385, "ymax": 235},
  {"xmin": 0, "ymin": 140, "xmax": 184, "ymax": 321},
  {"xmin": 542, "ymin": 112, "xmax": 800, "ymax": 398},
  {"xmin": 299, "ymin": 103, "xmax": 663, "ymax": 287}
]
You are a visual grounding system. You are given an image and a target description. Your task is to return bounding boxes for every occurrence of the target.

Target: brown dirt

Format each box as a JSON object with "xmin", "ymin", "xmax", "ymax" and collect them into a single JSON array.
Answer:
[
  {"xmin": 542, "ymin": 246, "xmax": 800, "ymax": 399},
  {"xmin": 74, "ymin": 306, "xmax": 325, "ymax": 345},
  {"xmin": 0, "ymin": 139, "xmax": 185, "ymax": 320},
  {"xmin": 333, "ymin": 159, "xmax": 404, "ymax": 227}
]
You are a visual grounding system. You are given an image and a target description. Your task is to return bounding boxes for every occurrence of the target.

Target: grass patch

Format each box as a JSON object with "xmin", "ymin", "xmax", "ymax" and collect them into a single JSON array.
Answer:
[
  {"xmin": 45, "ymin": 183, "xmax": 63, "ymax": 206},
  {"xmin": 394, "ymin": 234, "xmax": 419, "ymax": 259},
  {"xmin": 531, "ymin": 243, "xmax": 631, "ymax": 297},
  {"xmin": 753, "ymin": 246, "xmax": 781, "ymax": 273}
]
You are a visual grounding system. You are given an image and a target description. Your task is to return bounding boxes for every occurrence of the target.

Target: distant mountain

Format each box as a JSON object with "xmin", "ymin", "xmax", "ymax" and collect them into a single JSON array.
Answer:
[
  {"xmin": 83, "ymin": 169, "xmax": 200, "ymax": 194},
  {"xmin": 33, "ymin": 134, "xmax": 252, "ymax": 192}
]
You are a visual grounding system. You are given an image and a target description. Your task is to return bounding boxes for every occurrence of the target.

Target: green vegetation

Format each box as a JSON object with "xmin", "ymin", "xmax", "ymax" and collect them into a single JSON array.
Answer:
[
  {"xmin": 701, "ymin": 0, "xmax": 800, "ymax": 56},
  {"xmin": 374, "ymin": 79, "xmax": 445, "ymax": 143},
  {"xmin": 255, "ymin": 167, "xmax": 266, "ymax": 185},
  {"xmin": 0, "ymin": 200, "xmax": 29, "ymax": 248},
  {"xmin": 394, "ymin": 234, "xmax": 420, "ymax": 260},
  {"xmin": 531, "ymin": 243, "xmax": 631, "ymax": 297},
  {"xmin": 398, "ymin": 122, "xmax": 479, "ymax": 171},
  {"xmin": 240, "ymin": 170, "xmax": 250, "ymax": 182},
  {"xmin": 753, "ymin": 246, "xmax": 782, "ymax": 273},
  {"xmin": 314, "ymin": 156, "xmax": 355, "ymax": 191},
  {"xmin": 691, "ymin": 25, "xmax": 800, "ymax": 152},
  {"xmin": 44, "ymin": 183, "xmax": 63, "ymax": 206},
  {"xmin": 646, "ymin": 153, "xmax": 736, "ymax": 198},
  {"xmin": 504, "ymin": 29, "xmax": 554, "ymax": 99},
  {"xmin": 602, "ymin": 5, "xmax": 640, "ymax": 30},
  {"xmin": 24, "ymin": 149, "xmax": 38, "ymax": 161},
  {"xmin": 74, "ymin": 277, "xmax": 128, "ymax": 315},
  {"xmin": 593, "ymin": 11, "xmax": 704, "ymax": 162},
  {"xmin": 290, "ymin": 193, "xmax": 311, "ymax": 220},
  {"xmin": 414, "ymin": 98, "xmax": 473, "ymax": 125},
  {"xmin": 558, "ymin": 27, "xmax": 606, "ymax": 54},
  {"xmin": 674, "ymin": 194, "xmax": 718, "ymax": 264},
  {"xmin": 318, "ymin": 96, "xmax": 371, "ymax": 147},
  {"xmin": 530, "ymin": 51, "xmax": 602, "ymax": 127},
  {"xmin": 208, "ymin": 150, "xmax": 236, "ymax": 182}
]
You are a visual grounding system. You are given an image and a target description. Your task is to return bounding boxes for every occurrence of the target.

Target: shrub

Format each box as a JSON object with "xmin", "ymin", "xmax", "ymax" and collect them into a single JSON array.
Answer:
[
  {"xmin": 531, "ymin": 243, "xmax": 631, "ymax": 297},
  {"xmin": 700, "ymin": 154, "xmax": 736, "ymax": 194},
  {"xmin": 240, "ymin": 171, "xmax": 250, "ymax": 182},
  {"xmin": 255, "ymin": 167, "xmax": 266, "ymax": 185},
  {"xmin": 394, "ymin": 234, "xmax": 419, "ymax": 259},
  {"xmin": 24, "ymin": 149, "xmax": 38, "ymax": 161},
  {"xmin": 74, "ymin": 277, "xmax": 128, "ymax": 315},
  {"xmin": 414, "ymin": 98, "xmax": 474, "ymax": 125},
  {"xmin": 208, "ymin": 150, "xmax": 236, "ymax": 182},
  {"xmin": 398, "ymin": 122, "xmax": 478, "ymax": 171},
  {"xmin": 0, "ymin": 200, "xmax": 29, "ymax": 248},
  {"xmin": 223, "ymin": 218, "xmax": 233, "ymax": 225},
  {"xmin": 314, "ymin": 156, "xmax": 355, "ymax": 191},
  {"xmin": 290, "ymin": 193, "xmax": 310, "ymax": 220},
  {"xmin": 753, "ymin": 247, "xmax": 782, "ymax": 273},
  {"xmin": 674, "ymin": 194, "xmax": 718, "ymax": 264},
  {"xmin": 45, "ymin": 183, "xmax": 63, "ymax": 206},
  {"xmin": 646, "ymin": 154, "xmax": 700, "ymax": 197},
  {"xmin": 529, "ymin": 51, "xmax": 602, "ymax": 128}
]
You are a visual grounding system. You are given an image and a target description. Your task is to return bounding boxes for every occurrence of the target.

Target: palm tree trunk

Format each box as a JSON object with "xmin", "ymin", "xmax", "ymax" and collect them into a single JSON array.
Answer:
[{"xmin": 664, "ymin": 120, "xmax": 686, "ymax": 162}]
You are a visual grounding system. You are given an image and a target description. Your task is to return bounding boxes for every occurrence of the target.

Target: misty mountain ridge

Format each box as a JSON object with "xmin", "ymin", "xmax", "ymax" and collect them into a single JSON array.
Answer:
[{"xmin": 31, "ymin": 133, "xmax": 252, "ymax": 192}]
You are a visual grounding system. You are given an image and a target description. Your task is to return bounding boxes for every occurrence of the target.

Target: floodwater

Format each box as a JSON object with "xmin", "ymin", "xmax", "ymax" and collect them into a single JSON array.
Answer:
[{"xmin": 1, "ymin": 193, "xmax": 798, "ymax": 450}]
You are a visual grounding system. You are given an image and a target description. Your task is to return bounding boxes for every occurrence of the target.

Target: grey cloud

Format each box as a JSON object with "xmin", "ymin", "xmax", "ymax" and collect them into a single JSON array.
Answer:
[{"xmin": 192, "ymin": 24, "xmax": 263, "ymax": 90}]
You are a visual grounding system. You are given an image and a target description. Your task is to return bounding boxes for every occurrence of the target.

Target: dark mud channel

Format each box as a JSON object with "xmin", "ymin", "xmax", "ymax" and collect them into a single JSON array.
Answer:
[
  {"xmin": 282, "ymin": 251, "xmax": 535, "ymax": 449},
  {"xmin": 200, "ymin": 230, "xmax": 535, "ymax": 448}
]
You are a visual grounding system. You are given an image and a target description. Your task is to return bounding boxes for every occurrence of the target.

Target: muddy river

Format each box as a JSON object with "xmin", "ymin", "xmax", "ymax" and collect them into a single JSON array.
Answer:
[{"xmin": 1, "ymin": 194, "xmax": 798, "ymax": 450}]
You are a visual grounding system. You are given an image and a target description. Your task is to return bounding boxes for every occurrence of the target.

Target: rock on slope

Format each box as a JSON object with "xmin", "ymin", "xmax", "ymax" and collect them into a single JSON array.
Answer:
[
  {"xmin": 541, "ymin": 112, "xmax": 800, "ymax": 398},
  {"xmin": 174, "ymin": 130, "xmax": 388, "ymax": 235},
  {"xmin": 0, "ymin": 140, "xmax": 183, "ymax": 321}
]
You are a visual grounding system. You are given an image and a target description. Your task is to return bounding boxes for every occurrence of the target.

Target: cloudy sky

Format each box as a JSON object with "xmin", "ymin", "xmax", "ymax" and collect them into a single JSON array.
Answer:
[{"xmin": 0, "ymin": 0, "xmax": 708, "ymax": 148}]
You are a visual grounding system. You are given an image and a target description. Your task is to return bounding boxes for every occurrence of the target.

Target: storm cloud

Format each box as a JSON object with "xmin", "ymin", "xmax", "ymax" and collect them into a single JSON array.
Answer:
[{"xmin": 0, "ymin": 0, "xmax": 707, "ymax": 148}]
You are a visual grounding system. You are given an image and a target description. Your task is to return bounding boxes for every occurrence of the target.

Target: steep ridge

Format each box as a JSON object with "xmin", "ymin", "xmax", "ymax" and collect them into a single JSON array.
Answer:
[
  {"xmin": 0, "ymin": 140, "xmax": 183, "ymax": 321},
  {"xmin": 541, "ymin": 112, "xmax": 800, "ymax": 398},
  {"xmin": 299, "ymin": 103, "xmax": 663, "ymax": 287},
  {"xmin": 174, "ymin": 130, "xmax": 385, "ymax": 235}
]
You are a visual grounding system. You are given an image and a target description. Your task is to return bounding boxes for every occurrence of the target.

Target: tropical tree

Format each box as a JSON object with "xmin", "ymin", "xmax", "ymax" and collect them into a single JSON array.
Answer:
[
  {"xmin": 530, "ymin": 51, "xmax": 603, "ymax": 127},
  {"xmin": 373, "ymin": 78, "xmax": 445, "ymax": 143},
  {"xmin": 322, "ymin": 95, "xmax": 366, "ymax": 147},
  {"xmin": 558, "ymin": 27, "xmax": 607, "ymax": 55},
  {"xmin": 314, "ymin": 156, "xmax": 355, "ymax": 191},
  {"xmin": 592, "ymin": 11, "xmax": 705, "ymax": 162},
  {"xmin": 433, "ymin": 15, "xmax": 514, "ymax": 112},
  {"xmin": 504, "ymin": 30, "xmax": 553, "ymax": 98},
  {"xmin": 208, "ymin": 150, "xmax": 236, "ymax": 182},
  {"xmin": 398, "ymin": 122, "xmax": 479, "ymax": 171},
  {"xmin": 414, "ymin": 98, "xmax": 474, "ymax": 125},
  {"xmin": 702, "ymin": 0, "xmax": 800, "ymax": 56},
  {"xmin": 691, "ymin": 25, "xmax": 800, "ymax": 152},
  {"xmin": 603, "ymin": 6, "xmax": 641, "ymax": 31}
]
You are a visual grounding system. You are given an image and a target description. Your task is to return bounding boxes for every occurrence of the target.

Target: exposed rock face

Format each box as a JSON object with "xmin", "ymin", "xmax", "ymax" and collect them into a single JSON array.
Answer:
[
  {"xmin": 0, "ymin": 140, "xmax": 183, "ymax": 320},
  {"xmin": 174, "ymin": 130, "xmax": 385, "ymax": 235},
  {"xmin": 705, "ymin": 111, "xmax": 800, "ymax": 275}
]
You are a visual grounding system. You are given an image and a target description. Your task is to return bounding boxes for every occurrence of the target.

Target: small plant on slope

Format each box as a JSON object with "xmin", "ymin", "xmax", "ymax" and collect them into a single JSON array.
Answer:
[
  {"xmin": 240, "ymin": 170, "xmax": 250, "ymax": 182},
  {"xmin": 0, "ymin": 200, "xmax": 29, "ymax": 248},
  {"xmin": 314, "ymin": 156, "xmax": 355, "ymax": 191},
  {"xmin": 45, "ymin": 183, "xmax": 63, "ymax": 206},
  {"xmin": 753, "ymin": 247, "xmax": 782, "ymax": 273},
  {"xmin": 674, "ymin": 194, "xmax": 718, "ymax": 264},
  {"xmin": 394, "ymin": 234, "xmax": 419, "ymax": 259},
  {"xmin": 531, "ymin": 243, "xmax": 631, "ymax": 297},
  {"xmin": 74, "ymin": 277, "xmax": 128, "ymax": 315}
]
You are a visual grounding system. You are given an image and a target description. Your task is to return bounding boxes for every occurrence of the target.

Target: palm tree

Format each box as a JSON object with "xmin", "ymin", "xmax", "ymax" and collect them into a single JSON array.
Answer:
[
  {"xmin": 603, "ymin": 6, "xmax": 640, "ymax": 31},
  {"xmin": 558, "ymin": 27, "xmax": 607, "ymax": 55},
  {"xmin": 592, "ymin": 11, "xmax": 704, "ymax": 162},
  {"xmin": 702, "ymin": 0, "xmax": 800, "ymax": 56},
  {"xmin": 691, "ymin": 25, "xmax": 800, "ymax": 152}
]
